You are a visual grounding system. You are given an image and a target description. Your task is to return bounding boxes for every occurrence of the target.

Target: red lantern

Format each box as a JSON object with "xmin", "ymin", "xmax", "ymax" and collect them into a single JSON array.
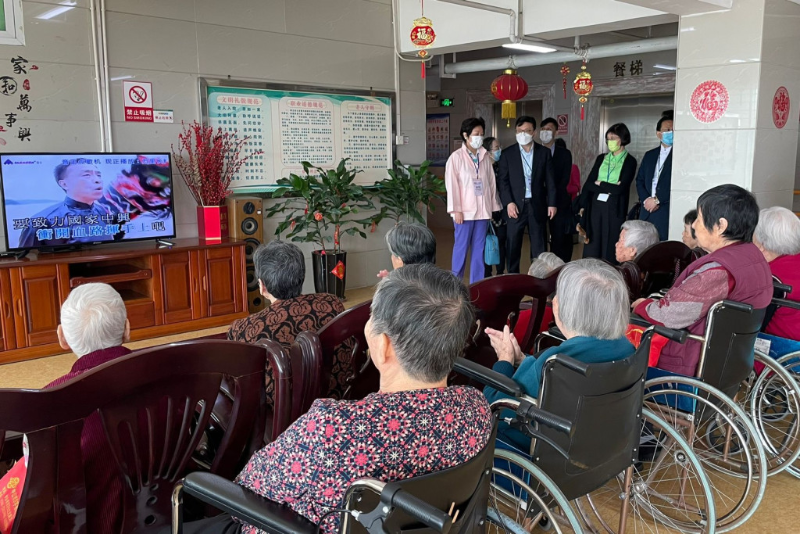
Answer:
[
  {"xmin": 410, "ymin": 17, "xmax": 436, "ymax": 58},
  {"xmin": 573, "ymin": 61, "xmax": 594, "ymax": 120},
  {"xmin": 491, "ymin": 69, "xmax": 529, "ymax": 127}
]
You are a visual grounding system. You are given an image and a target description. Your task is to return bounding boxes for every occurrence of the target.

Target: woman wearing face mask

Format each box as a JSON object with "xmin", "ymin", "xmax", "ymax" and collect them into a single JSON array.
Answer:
[
  {"xmin": 445, "ymin": 117, "xmax": 501, "ymax": 283},
  {"xmin": 576, "ymin": 122, "xmax": 637, "ymax": 263},
  {"xmin": 636, "ymin": 111, "xmax": 674, "ymax": 240},
  {"xmin": 483, "ymin": 136, "xmax": 507, "ymax": 277}
]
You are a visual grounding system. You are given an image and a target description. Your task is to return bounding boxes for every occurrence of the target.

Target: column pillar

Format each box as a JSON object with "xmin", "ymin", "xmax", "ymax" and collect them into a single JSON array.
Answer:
[{"xmin": 669, "ymin": 0, "xmax": 800, "ymax": 239}]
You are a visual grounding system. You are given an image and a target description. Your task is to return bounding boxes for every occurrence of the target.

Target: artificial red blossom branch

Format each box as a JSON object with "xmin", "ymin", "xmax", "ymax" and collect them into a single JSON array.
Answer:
[{"xmin": 172, "ymin": 121, "xmax": 263, "ymax": 206}]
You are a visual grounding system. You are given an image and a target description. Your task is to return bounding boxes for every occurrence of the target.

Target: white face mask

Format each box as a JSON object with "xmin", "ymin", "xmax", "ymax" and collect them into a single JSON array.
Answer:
[
  {"xmin": 540, "ymin": 131, "xmax": 554, "ymax": 144},
  {"xmin": 516, "ymin": 132, "xmax": 533, "ymax": 146},
  {"xmin": 468, "ymin": 135, "xmax": 484, "ymax": 150}
]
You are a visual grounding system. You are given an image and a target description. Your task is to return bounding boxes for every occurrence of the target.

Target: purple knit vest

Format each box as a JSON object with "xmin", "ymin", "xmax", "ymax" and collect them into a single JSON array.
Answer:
[{"xmin": 657, "ymin": 242, "xmax": 772, "ymax": 376}]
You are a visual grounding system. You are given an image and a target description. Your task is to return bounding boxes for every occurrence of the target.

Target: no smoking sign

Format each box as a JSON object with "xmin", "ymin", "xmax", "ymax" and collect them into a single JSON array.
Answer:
[{"xmin": 123, "ymin": 80, "xmax": 153, "ymax": 122}]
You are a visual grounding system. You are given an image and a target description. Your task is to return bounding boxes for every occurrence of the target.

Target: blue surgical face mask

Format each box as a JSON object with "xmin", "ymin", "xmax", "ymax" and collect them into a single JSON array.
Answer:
[
  {"xmin": 492, "ymin": 149, "xmax": 502, "ymax": 161},
  {"xmin": 661, "ymin": 131, "xmax": 674, "ymax": 146}
]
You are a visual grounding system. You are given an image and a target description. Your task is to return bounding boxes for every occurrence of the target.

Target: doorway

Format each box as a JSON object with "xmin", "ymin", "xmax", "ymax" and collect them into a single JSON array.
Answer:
[{"xmin": 493, "ymin": 100, "xmax": 543, "ymax": 149}]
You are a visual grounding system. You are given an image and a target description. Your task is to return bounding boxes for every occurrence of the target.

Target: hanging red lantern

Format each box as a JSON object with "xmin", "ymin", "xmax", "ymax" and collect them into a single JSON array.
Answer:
[
  {"xmin": 560, "ymin": 65, "xmax": 570, "ymax": 99},
  {"xmin": 573, "ymin": 61, "xmax": 594, "ymax": 120},
  {"xmin": 491, "ymin": 69, "xmax": 529, "ymax": 127},
  {"xmin": 410, "ymin": 17, "xmax": 436, "ymax": 59}
]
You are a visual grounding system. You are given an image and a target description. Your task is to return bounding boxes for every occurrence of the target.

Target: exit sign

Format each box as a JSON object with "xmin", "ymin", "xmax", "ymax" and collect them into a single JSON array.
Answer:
[{"xmin": 440, "ymin": 98, "xmax": 454, "ymax": 107}]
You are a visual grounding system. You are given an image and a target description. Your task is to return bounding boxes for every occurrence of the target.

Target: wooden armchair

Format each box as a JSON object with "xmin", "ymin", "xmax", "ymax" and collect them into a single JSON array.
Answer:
[
  {"xmin": 0, "ymin": 339, "xmax": 275, "ymax": 533},
  {"xmin": 635, "ymin": 241, "xmax": 694, "ymax": 297}
]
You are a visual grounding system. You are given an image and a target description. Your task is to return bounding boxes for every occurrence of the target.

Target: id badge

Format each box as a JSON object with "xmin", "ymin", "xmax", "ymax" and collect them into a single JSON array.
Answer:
[
  {"xmin": 597, "ymin": 193, "xmax": 610, "ymax": 202},
  {"xmin": 473, "ymin": 179, "xmax": 484, "ymax": 196}
]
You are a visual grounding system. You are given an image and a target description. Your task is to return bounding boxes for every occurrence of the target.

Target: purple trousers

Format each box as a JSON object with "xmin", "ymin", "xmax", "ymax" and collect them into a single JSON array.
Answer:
[{"xmin": 452, "ymin": 219, "xmax": 489, "ymax": 284}]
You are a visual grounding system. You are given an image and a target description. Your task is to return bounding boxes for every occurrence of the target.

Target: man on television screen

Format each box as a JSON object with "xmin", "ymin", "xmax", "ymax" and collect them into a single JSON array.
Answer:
[{"xmin": 18, "ymin": 160, "xmax": 117, "ymax": 249}]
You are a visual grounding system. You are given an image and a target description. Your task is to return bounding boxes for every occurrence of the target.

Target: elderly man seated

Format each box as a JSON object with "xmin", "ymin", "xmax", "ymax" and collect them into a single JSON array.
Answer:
[
  {"xmin": 228, "ymin": 240, "xmax": 348, "ymax": 398},
  {"xmin": 484, "ymin": 259, "xmax": 634, "ymax": 450},
  {"xmin": 633, "ymin": 184, "xmax": 773, "ymax": 375},
  {"xmin": 754, "ymin": 206, "xmax": 800, "ymax": 340},
  {"xmin": 615, "ymin": 220, "xmax": 660, "ymax": 263},
  {"xmin": 527, "ymin": 251, "xmax": 564, "ymax": 279},
  {"xmin": 46, "ymin": 283, "xmax": 132, "ymax": 533},
  {"xmin": 180, "ymin": 264, "xmax": 494, "ymax": 534},
  {"xmin": 378, "ymin": 222, "xmax": 437, "ymax": 278}
]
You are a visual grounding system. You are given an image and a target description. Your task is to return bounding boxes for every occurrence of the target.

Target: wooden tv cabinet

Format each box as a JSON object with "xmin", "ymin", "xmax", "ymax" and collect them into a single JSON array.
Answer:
[{"xmin": 0, "ymin": 238, "xmax": 248, "ymax": 364}]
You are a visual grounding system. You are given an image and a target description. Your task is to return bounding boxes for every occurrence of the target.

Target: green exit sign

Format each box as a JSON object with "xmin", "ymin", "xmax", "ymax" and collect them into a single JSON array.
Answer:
[{"xmin": 440, "ymin": 98, "xmax": 454, "ymax": 107}]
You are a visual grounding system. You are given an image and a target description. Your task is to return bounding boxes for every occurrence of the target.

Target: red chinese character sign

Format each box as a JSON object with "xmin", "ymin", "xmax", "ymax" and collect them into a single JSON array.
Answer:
[
  {"xmin": 123, "ymin": 80, "xmax": 154, "ymax": 123},
  {"xmin": 573, "ymin": 62, "xmax": 593, "ymax": 120},
  {"xmin": 410, "ymin": 16, "xmax": 435, "ymax": 79},
  {"xmin": 773, "ymin": 86, "xmax": 790, "ymax": 129},
  {"xmin": 491, "ymin": 69, "xmax": 528, "ymax": 127},
  {"xmin": 690, "ymin": 80, "xmax": 729, "ymax": 124}
]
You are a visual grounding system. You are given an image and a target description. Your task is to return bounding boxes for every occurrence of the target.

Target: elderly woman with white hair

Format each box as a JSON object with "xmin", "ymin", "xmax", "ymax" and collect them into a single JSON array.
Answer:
[
  {"xmin": 45, "ymin": 283, "xmax": 131, "ymax": 534},
  {"xmin": 615, "ymin": 219, "xmax": 660, "ymax": 263},
  {"xmin": 377, "ymin": 222, "xmax": 437, "ymax": 278},
  {"xmin": 484, "ymin": 259, "xmax": 635, "ymax": 449},
  {"xmin": 754, "ymin": 206, "xmax": 800, "ymax": 340}
]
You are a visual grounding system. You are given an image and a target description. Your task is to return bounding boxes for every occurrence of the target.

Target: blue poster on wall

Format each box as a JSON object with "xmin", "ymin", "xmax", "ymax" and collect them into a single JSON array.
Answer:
[{"xmin": 206, "ymin": 85, "xmax": 392, "ymax": 189}]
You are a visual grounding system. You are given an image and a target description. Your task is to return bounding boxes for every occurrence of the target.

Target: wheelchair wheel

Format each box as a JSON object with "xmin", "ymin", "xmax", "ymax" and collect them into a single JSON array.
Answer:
[
  {"xmin": 489, "ymin": 448, "xmax": 585, "ymax": 534},
  {"xmin": 643, "ymin": 376, "xmax": 767, "ymax": 533},
  {"xmin": 740, "ymin": 352, "xmax": 800, "ymax": 476},
  {"xmin": 578, "ymin": 408, "xmax": 716, "ymax": 534},
  {"xmin": 776, "ymin": 352, "xmax": 800, "ymax": 479}
]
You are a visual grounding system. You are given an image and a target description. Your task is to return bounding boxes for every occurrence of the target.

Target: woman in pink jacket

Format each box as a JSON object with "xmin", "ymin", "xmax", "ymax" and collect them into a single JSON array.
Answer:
[{"xmin": 445, "ymin": 117, "xmax": 501, "ymax": 283}]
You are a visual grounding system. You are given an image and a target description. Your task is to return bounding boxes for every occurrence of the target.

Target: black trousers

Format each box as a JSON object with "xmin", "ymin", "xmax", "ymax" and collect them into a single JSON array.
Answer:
[
  {"xmin": 484, "ymin": 212, "xmax": 508, "ymax": 277},
  {"xmin": 548, "ymin": 218, "xmax": 573, "ymax": 263},
  {"xmin": 506, "ymin": 200, "xmax": 546, "ymax": 274}
]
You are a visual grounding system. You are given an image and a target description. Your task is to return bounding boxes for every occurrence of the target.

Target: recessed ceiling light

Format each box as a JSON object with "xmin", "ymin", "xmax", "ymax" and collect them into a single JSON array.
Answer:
[
  {"xmin": 654, "ymin": 64, "xmax": 677, "ymax": 71},
  {"xmin": 502, "ymin": 43, "xmax": 557, "ymax": 54},
  {"xmin": 36, "ymin": 5, "xmax": 75, "ymax": 20}
]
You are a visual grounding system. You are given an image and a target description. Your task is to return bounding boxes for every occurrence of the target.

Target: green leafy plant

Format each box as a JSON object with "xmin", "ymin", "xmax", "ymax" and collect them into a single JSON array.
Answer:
[
  {"xmin": 369, "ymin": 160, "xmax": 445, "ymax": 225},
  {"xmin": 267, "ymin": 159, "xmax": 374, "ymax": 253}
]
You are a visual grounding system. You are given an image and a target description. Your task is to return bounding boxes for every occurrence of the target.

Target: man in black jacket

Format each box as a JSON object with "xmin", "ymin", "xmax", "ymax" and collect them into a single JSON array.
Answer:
[
  {"xmin": 539, "ymin": 117, "xmax": 573, "ymax": 263},
  {"xmin": 497, "ymin": 115, "xmax": 557, "ymax": 273}
]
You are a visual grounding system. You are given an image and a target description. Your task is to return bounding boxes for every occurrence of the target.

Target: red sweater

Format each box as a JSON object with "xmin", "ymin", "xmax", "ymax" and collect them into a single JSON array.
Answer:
[
  {"xmin": 44, "ymin": 345, "xmax": 132, "ymax": 533},
  {"xmin": 766, "ymin": 254, "xmax": 800, "ymax": 340}
]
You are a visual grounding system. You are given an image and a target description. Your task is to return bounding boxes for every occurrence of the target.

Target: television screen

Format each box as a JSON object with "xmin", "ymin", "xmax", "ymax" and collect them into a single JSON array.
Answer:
[{"xmin": 1, "ymin": 153, "xmax": 175, "ymax": 251}]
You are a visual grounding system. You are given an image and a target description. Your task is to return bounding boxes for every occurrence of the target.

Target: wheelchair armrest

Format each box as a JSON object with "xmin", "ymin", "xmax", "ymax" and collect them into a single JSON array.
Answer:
[
  {"xmin": 772, "ymin": 297, "xmax": 800, "ymax": 311},
  {"xmin": 652, "ymin": 325, "xmax": 688, "ymax": 344},
  {"xmin": 721, "ymin": 300, "xmax": 753, "ymax": 313},
  {"xmin": 774, "ymin": 282, "xmax": 793, "ymax": 295},
  {"xmin": 546, "ymin": 354, "xmax": 591, "ymax": 377},
  {"xmin": 629, "ymin": 313, "xmax": 651, "ymax": 328},
  {"xmin": 181, "ymin": 472, "xmax": 317, "ymax": 534},
  {"xmin": 454, "ymin": 358, "xmax": 523, "ymax": 397}
]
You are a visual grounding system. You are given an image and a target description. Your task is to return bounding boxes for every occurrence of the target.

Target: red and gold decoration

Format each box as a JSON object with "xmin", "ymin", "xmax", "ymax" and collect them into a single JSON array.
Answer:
[
  {"xmin": 560, "ymin": 64, "xmax": 570, "ymax": 99},
  {"xmin": 573, "ymin": 62, "xmax": 594, "ymax": 120},
  {"xmin": 410, "ymin": 0, "xmax": 435, "ymax": 80},
  {"xmin": 331, "ymin": 260, "xmax": 346, "ymax": 281},
  {"xmin": 491, "ymin": 68, "xmax": 529, "ymax": 127}
]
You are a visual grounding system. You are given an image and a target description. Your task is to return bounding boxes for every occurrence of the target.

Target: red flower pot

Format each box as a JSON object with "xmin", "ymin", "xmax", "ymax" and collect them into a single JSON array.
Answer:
[{"xmin": 197, "ymin": 206, "xmax": 229, "ymax": 241}]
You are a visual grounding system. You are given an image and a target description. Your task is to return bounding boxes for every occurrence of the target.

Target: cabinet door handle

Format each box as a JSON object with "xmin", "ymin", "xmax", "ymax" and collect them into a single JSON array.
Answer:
[
  {"xmin": 15, "ymin": 299, "xmax": 22, "ymax": 318},
  {"xmin": 3, "ymin": 301, "xmax": 10, "ymax": 319},
  {"xmin": 193, "ymin": 278, "xmax": 198, "ymax": 293},
  {"xmin": 202, "ymin": 276, "xmax": 208, "ymax": 292}
]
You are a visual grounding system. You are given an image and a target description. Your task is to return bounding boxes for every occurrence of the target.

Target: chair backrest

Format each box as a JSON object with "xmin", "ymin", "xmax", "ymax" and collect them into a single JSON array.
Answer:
[
  {"xmin": 464, "ymin": 272, "xmax": 560, "ymax": 373},
  {"xmin": 697, "ymin": 301, "xmax": 766, "ymax": 398},
  {"xmin": 616, "ymin": 261, "xmax": 643, "ymax": 301},
  {"xmin": 0, "ymin": 340, "xmax": 265, "ymax": 534},
  {"xmin": 301, "ymin": 300, "xmax": 377, "ymax": 404},
  {"xmin": 534, "ymin": 341, "xmax": 649, "ymax": 501},
  {"xmin": 344, "ymin": 424, "xmax": 498, "ymax": 533},
  {"xmin": 635, "ymin": 241, "xmax": 694, "ymax": 296}
]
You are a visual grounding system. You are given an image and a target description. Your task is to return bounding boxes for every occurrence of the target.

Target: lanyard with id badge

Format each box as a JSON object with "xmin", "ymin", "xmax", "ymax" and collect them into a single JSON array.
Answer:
[
  {"xmin": 599, "ymin": 155, "xmax": 618, "ymax": 202},
  {"xmin": 471, "ymin": 153, "xmax": 483, "ymax": 196}
]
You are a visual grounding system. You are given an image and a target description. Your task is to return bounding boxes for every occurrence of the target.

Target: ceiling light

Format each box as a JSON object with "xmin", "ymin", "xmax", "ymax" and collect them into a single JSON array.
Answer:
[
  {"xmin": 110, "ymin": 75, "xmax": 134, "ymax": 81},
  {"xmin": 502, "ymin": 43, "xmax": 557, "ymax": 54},
  {"xmin": 654, "ymin": 64, "xmax": 677, "ymax": 71},
  {"xmin": 36, "ymin": 5, "xmax": 75, "ymax": 19}
]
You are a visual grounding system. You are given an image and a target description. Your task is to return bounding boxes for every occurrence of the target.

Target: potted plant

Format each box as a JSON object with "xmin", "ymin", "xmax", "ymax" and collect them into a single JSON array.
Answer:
[
  {"xmin": 172, "ymin": 121, "xmax": 262, "ymax": 240},
  {"xmin": 267, "ymin": 159, "xmax": 373, "ymax": 298},
  {"xmin": 369, "ymin": 160, "xmax": 445, "ymax": 225}
]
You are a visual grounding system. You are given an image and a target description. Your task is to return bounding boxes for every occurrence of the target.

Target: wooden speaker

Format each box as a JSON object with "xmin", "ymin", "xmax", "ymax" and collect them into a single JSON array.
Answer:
[{"xmin": 226, "ymin": 196, "xmax": 265, "ymax": 313}]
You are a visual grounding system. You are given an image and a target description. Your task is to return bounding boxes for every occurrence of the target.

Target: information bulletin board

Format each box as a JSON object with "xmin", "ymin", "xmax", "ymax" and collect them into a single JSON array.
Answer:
[
  {"xmin": 204, "ymin": 82, "xmax": 393, "ymax": 189},
  {"xmin": 426, "ymin": 113, "xmax": 450, "ymax": 167}
]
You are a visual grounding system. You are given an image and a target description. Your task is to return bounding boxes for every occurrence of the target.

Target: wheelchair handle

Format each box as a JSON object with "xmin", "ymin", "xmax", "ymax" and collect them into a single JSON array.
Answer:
[
  {"xmin": 721, "ymin": 300, "xmax": 753, "ymax": 313},
  {"xmin": 521, "ymin": 403, "xmax": 573, "ymax": 436},
  {"xmin": 772, "ymin": 297, "xmax": 800, "ymax": 311},
  {"xmin": 551, "ymin": 354, "xmax": 591, "ymax": 377},
  {"xmin": 653, "ymin": 325, "xmax": 688, "ymax": 344},
  {"xmin": 773, "ymin": 281, "xmax": 792, "ymax": 295},
  {"xmin": 382, "ymin": 483, "xmax": 452, "ymax": 534}
]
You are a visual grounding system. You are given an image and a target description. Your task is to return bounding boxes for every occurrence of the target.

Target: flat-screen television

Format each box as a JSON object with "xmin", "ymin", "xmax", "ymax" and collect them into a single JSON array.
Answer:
[{"xmin": 0, "ymin": 153, "xmax": 175, "ymax": 251}]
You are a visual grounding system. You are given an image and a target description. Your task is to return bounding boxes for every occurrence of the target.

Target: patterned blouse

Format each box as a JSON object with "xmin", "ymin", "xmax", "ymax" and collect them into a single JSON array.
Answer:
[
  {"xmin": 228, "ymin": 293, "xmax": 348, "ymax": 402},
  {"xmin": 235, "ymin": 386, "xmax": 493, "ymax": 533}
]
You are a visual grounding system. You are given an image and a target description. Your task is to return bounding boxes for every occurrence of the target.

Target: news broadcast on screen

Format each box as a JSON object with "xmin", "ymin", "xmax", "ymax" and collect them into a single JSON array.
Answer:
[{"xmin": 0, "ymin": 153, "xmax": 175, "ymax": 251}]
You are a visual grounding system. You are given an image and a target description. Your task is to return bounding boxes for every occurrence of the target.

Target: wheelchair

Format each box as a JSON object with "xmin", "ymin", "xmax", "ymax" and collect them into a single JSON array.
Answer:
[{"xmin": 458, "ymin": 328, "xmax": 716, "ymax": 534}]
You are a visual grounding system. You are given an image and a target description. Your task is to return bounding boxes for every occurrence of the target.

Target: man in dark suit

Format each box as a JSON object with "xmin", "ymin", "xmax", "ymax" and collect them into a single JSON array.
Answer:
[
  {"xmin": 498, "ymin": 115, "xmax": 557, "ymax": 273},
  {"xmin": 636, "ymin": 111, "xmax": 673, "ymax": 240},
  {"xmin": 539, "ymin": 117, "xmax": 573, "ymax": 263}
]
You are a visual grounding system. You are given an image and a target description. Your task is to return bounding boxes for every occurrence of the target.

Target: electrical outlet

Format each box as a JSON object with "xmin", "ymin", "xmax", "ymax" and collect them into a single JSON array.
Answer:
[{"xmin": 395, "ymin": 135, "xmax": 409, "ymax": 145}]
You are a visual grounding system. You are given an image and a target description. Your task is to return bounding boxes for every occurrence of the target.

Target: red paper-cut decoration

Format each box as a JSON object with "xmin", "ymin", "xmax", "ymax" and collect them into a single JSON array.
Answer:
[
  {"xmin": 690, "ymin": 80, "xmax": 729, "ymax": 124},
  {"xmin": 331, "ymin": 261, "xmax": 346, "ymax": 280}
]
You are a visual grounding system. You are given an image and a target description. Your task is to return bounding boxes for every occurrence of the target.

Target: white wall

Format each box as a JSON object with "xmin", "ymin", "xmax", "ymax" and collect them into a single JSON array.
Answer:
[{"xmin": 0, "ymin": 0, "xmax": 424, "ymax": 292}]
